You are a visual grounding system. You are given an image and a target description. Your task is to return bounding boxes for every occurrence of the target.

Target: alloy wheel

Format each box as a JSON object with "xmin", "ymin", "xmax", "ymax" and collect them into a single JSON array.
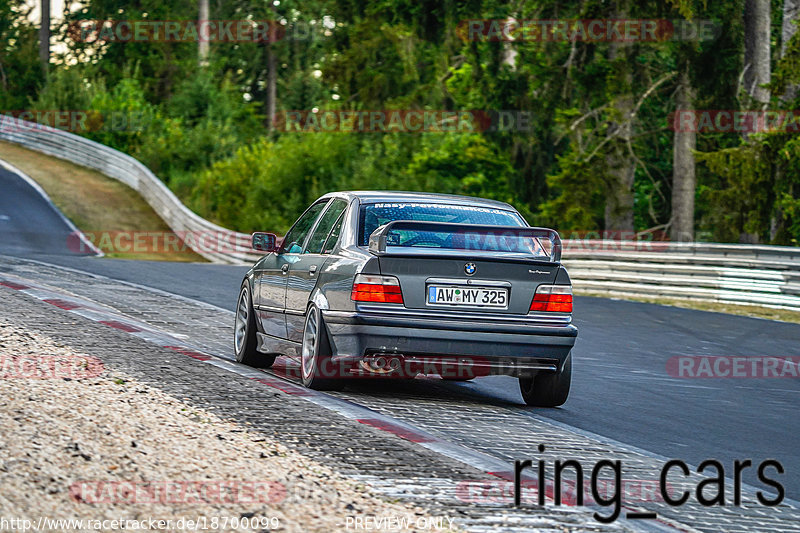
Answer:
[
  {"xmin": 234, "ymin": 288, "xmax": 249, "ymax": 355},
  {"xmin": 301, "ymin": 308, "xmax": 318, "ymax": 379}
]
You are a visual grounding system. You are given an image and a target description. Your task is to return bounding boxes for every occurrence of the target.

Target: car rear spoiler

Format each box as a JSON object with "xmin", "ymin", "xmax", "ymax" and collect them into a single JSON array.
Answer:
[{"xmin": 368, "ymin": 221, "xmax": 562, "ymax": 263}]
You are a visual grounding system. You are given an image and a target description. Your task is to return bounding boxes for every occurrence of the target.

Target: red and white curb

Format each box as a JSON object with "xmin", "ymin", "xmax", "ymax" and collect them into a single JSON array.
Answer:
[
  {"xmin": 0, "ymin": 274, "xmax": 684, "ymax": 533},
  {"xmin": 0, "ymin": 274, "xmax": 511, "ymax": 469}
]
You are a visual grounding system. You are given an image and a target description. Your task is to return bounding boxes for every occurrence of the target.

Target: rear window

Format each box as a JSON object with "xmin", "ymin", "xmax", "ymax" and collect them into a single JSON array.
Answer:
[{"xmin": 358, "ymin": 202, "xmax": 525, "ymax": 246}]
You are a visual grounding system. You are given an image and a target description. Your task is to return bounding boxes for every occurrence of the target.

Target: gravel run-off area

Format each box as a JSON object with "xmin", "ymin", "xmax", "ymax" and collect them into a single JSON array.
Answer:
[{"xmin": 0, "ymin": 320, "xmax": 447, "ymax": 532}]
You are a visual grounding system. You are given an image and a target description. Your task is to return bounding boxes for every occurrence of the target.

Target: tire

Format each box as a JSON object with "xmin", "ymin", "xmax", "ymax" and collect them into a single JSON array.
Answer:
[
  {"xmin": 300, "ymin": 305, "xmax": 344, "ymax": 391},
  {"xmin": 234, "ymin": 283, "xmax": 276, "ymax": 368},
  {"xmin": 518, "ymin": 351, "xmax": 572, "ymax": 407}
]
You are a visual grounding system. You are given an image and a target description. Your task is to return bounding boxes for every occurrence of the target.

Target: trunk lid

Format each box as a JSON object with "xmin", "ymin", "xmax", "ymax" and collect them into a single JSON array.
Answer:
[
  {"xmin": 369, "ymin": 222, "xmax": 563, "ymax": 315},
  {"xmin": 377, "ymin": 255, "xmax": 558, "ymax": 314}
]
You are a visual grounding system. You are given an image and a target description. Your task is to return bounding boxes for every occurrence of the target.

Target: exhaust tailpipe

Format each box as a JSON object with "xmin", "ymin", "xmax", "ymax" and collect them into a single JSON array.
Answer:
[{"xmin": 359, "ymin": 353, "xmax": 405, "ymax": 374}]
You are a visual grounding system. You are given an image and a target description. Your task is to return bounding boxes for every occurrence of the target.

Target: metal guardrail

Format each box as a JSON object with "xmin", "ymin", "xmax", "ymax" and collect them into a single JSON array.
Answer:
[
  {"xmin": 2, "ymin": 117, "xmax": 799, "ymax": 311},
  {"xmin": 562, "ymin": 241, "xmax": 800, "ymax": 311}
]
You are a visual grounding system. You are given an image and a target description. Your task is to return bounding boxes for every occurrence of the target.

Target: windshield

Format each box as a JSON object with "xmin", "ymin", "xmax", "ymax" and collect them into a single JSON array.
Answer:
[{"xmin": 358, "ymin": 202, "xmax": 526, "ymax": 247}]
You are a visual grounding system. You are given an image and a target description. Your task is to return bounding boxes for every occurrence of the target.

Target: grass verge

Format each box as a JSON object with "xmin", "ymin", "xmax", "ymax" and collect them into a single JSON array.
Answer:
[{"xmin": 0, "ymin": 141, "xmax": 206, "ymax": 262}]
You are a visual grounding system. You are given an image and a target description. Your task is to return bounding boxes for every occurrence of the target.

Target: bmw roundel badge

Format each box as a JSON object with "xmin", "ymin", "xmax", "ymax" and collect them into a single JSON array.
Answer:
[{"xmin": 464, "ymin": 262, "xmax": 477, "ymax": 276}]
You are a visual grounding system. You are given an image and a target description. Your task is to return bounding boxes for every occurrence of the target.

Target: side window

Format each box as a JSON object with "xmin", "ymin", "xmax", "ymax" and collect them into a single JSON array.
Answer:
[
  {"xmin": 321, "ymin": 213, "xmax": 345, "ymax": 254},
  {"xmin": 305, "ymin": 199, "xmax": 348, "ymax": 254},
  {"xmin": 279, "ymin": 201, "xmax": 328, "ymax": 254}
]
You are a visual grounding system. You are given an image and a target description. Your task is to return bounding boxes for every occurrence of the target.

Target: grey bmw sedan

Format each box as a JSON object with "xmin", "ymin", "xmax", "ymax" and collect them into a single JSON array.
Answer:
[{"xmin": 234, "ymin": 191, "xmax": 577, "ymax": 406}]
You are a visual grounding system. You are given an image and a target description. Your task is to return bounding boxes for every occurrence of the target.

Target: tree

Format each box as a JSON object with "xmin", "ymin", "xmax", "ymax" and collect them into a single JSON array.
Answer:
[
  {"xmin": 198, "ymin": 0, "xmax": 209, "ymax": 66},
  {"xmin": 265, "ymin": 6, "xmax": 277, "ymax": 132},
  {"xmin": 0, "ymin": 0, "xmax": 44, "ymax": 108},
  {"xmin": 695, "ymin": 0, "xmax": 800, "ymax": 245},
  {"xmin": 781, "ymin": 0, "xmax": 800, "ymax": 100},
  {"xmin": 738, "ymin": 0, "xmax": 771, "ymax": 242},
  {"xmin": 38, "ymin": 0, "xmax": 49, "ymax": 71},
  {"xmin": 603, "ymin": 26, "xmax": 636, "ymax": 233},
  {"xmin": 782, "ymin": 0, "xmax": 800, "ymax": 58},
  {"xmin": 671, "ymin": 65, "xmax": 696, "ymax": 241},
  {"xmin": 743, "ymin": 0, "xmax": 770, "ymax": 105}
]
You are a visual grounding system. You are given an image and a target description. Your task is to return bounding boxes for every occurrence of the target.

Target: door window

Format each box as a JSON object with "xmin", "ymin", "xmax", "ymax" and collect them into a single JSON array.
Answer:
[
  {"xmin": 305, "ymin": 199, "xmax": 348, "ymax": 254},
  {"xmin": 279, "ymin": 200, "xmax": 328, "ymax": 254},
  {"xmin": 321, "ymin": 212, "xmax": 345, "ymax": 254}
]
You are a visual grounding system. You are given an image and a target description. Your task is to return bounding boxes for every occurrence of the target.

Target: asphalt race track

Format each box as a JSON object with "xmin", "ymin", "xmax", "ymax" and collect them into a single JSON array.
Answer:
[
  {"xmin": 2, "ymin": 164, "xmax": 800, "ymax": 500},
  {"xmin": 0, "ymin": 167, "xmax": 92, "ymax": 256}
]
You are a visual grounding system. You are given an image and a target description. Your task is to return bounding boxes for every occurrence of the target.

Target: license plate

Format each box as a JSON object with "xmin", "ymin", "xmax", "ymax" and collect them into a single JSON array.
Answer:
[{"xmin": 426, "ymin": 285, "xmax": 508, "ymax": 308}]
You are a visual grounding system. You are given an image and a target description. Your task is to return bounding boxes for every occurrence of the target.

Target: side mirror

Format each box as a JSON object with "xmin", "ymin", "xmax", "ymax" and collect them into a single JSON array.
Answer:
[{"xmin": 251, "ymin": 232, "xmax": 278, "ymax": 252}]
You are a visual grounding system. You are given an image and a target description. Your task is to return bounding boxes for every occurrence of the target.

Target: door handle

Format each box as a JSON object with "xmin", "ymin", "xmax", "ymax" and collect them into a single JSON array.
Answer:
[
  {"xmin": 309, "ymin": 265, "xmax": 318, "ymax": 275},
  {"xmin": 281, "ymin": 264, "xmax": 289, "ymax": 274}
]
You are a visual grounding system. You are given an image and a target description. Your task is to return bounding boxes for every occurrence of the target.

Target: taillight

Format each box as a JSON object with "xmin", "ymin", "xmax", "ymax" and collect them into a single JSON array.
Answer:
[
  {"xmin": 530, "ymin": 285, "xmax": 573, "ymax": 313},
  {"xmin": 351, "ymin": 274, "xmax": 404, "ymax": 304}
]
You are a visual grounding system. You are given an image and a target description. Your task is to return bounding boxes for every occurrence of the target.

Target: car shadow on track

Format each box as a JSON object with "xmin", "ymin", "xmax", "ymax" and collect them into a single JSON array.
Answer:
[
  {"xmin": 266, "ymin": 355, "xmax": 530, "ymax": 408},
  {"xmin": 337, "ymin": 376, "xmax": 527, "ymax": 409}
]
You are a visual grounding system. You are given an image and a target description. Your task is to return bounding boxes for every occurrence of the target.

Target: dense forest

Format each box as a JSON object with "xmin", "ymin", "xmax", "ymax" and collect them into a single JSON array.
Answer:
[{"xmin": 2, "ymin": 0, "xmax": 800, "ymax": 245}]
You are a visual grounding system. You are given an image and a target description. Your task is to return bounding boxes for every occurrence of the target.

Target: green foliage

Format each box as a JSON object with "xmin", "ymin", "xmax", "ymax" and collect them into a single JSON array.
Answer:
[
  {"xmin": 63, "ymin": 0, "xmax": 199, "ymax": 101},
  {"xmin": 138, "ymin": 71, "xmax": 262, "ymax": 184},
  {"xmin": 324, "ymin": 21, "xmax": 441, "ymax": 107},
  {"xmin": 695, "ymin": 7, "xmax": 800, "ymax": 245},
  {"xmin": 0, "ymin": 0, "xmax": 43, "ymax": 109},
  {"xmin": 697, "ymin": 142, "xmax": 774, "ymax": 241},
  {"xmin": 190, "ymin": 131, "xmax": 520, "ymax": 233},
  {"xmin": 31, "ymin": 64, "xmax": 262, "ymax": 192},
  {"xmin": 7, "ymin": 0, "xmax": 798, "ymax": 245},
  {"xmin": 85, "ymin": 75, "xmax": 157, "ymax": 151},
  {"xmin": 537, "ymin": 146, "xmax": 606, "ymax": 230},
  {"xmin": 698, "ymin": 131, "xmax": 800, "ymax": 244},
  {"xmin": 403, "ymin": 134, "xmax": 516, "ymax": 201},
  {"xmin": 31, "ymin": 67, "xmax": 95, "ymax": 110}
]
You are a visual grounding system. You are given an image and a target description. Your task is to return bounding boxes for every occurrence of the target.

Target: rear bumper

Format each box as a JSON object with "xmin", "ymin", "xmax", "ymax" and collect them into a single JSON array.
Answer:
[{"xmin": 321, "ymin": 307, "xmax": 577, "ymax": 378}]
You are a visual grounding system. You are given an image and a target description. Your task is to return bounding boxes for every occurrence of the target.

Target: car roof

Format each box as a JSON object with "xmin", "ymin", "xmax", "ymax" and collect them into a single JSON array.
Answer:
[{"xmin": 322, "ymin": 191, "xmax": 517, "ymax": 211}]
